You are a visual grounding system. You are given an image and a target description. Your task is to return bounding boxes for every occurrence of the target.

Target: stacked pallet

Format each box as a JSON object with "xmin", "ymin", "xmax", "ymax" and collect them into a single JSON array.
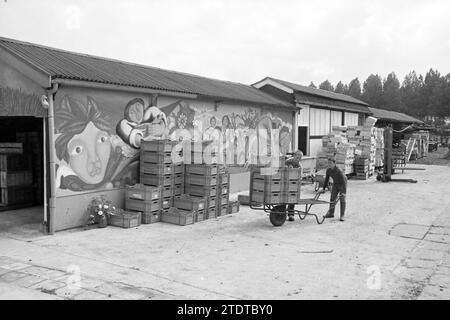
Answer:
[
  {"xmin": 250, "ymin": 167, "xmax": 301, "ymax": 205},
  {"xmin": 215, "ymin": 168, "xmax": 230, "ymax": 217},
  {"xmin": 374, "ymin": 128, "xmax": 384, "ymax": 168},
  {"xmin": 0, "ymin": 144, "xmax": 34, "ymax": 209},
  {"xmin": 353, "ymin": 156, "xmax": 369, "ymax": 180},
  {"xmin": 316, "ymin": 129, "xmax": 349, "ymax": 171}
]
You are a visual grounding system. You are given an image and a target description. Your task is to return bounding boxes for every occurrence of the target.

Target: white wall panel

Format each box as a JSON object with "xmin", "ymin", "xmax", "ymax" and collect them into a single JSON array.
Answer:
[
  {"xmin": 309, "ymin": 139, "xmax": 323, "ymax": 157},
  {"xmin": 344, "ymin": 112, "xmax": 358, "ymax": 126},
  {"xmin": 330, "ymin": 110, "xmax": 342, "ymax": 128},
  {"xmin": 297, "ymin": 104, "xmax": 309, "ymax": 126},
  {"xmin": 310, "ymin": 108, "xmax": 330, "ymax": 136}
]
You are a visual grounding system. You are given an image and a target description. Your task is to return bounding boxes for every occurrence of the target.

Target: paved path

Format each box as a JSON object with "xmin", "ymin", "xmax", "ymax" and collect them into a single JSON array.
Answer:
[{"xmin": 0, "ymin": 164, "xmax": 449, "ymax": 299}]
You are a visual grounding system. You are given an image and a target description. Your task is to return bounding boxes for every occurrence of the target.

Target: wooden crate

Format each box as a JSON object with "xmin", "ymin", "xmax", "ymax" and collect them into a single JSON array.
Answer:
[
  {"xmin": 216, "ymin": 194, "xmax": 229, "ymax": 207},
  {"xmin": 108, "ymin": 210, "xmax": 142, "ymax": 228},
  {"xmin": 185, "ymin": 173, "xmax": 217, "ymax": 186},
  {"xmin": 195, "ymin": 210, "xmax": 205, "ymax": 222},
  {"xmin": 0, "ymin": 170, "xmax": 33, "ymax": 187},
  {"xmin": 141, "ymin": 211, "xmax": 161, "ymax": 224},
  {"xmin": 174, "ymin": 194, "xmax": 207, "ymax": 211},
  {"xmin": 141, "ymin": 139, "xmax": 176, "ymax": 153},
  {"xmin": 140, "ymin": 173, "xmax": 173, "ymax": 187},
  {"xmin": 171, "ymin": 184, "xmax": 183, "ymax": 196},
  {"xmin": 161, "ymin": 207, "xmax": 195, "ymax": 226},
  {"xmin": 185, "ymin": 184, "xmax": 216, "ymax": 197},
  {"xmin": 172, "ymin": 173, "xmax": 184, "ymax": 185},
  {"xmin": 216, "ymin": 204, "xmax": 228, "ymax": 216},
  {"xmin": 125, "ymin": 198, "xmax": 160, "ymax": 213},
  {"xmin": 206, "ymin": 206, "xmax": 216, "ymax": 219},
  {"xmin": 125, "ymin": 184, "xmax": 161, "ymax": 202},
  {"xmin": 218, "ymin": 172, "xmax": 230, "ymax": 185},
  {"xmin": 185, "ymin": 164, "xmax": 218, "ymax": 176},
  {"xmin": 1, "ymin": 185, "xmax": 34, "ymax": 206}
]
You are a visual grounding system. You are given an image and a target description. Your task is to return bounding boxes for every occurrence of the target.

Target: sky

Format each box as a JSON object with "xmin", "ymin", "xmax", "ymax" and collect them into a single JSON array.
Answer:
[{"xmin": 1, "ymin": 0, "xmax": 450, "ymax": 87}]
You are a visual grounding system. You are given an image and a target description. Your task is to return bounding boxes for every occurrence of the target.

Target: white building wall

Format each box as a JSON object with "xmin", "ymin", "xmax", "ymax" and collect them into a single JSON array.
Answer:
[
  {"xmin": 310, "ymin": 108, "xmax": 330, "ymax": 136},
  {"xmin": 330, "ymin": 110, "xmax": 342, "ymax": 128},
  {"xmin": 297, "ymin": 104, "xmax": 309, "ymax": 126},
  {"xmin": 309, "ymin": 139, "xmax": 323, "ymax": 157},
  {"xmin": 344, "ymin": 112, "xmax": 359, "ymax": 126}
]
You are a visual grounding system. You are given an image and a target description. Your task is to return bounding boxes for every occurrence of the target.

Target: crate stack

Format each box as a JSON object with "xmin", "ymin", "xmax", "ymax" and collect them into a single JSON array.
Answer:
[
  {"xmin": 215, "ymin": 167, "xmax": 230, "ymax": 217},
  {"xmin": 125, "ymin": 184, "xmax": 162, "ymax": 224},
  {"xmin": 316, "ymin": 129, "xmax": 348, "ymax": 171},
  {"xmin": 136, "ymin": 139, "xmax": 184, "ymax": 222},
  {"xmin": 354, "ymin": 118, "xmax": 377, "ymax": 176},
  {"xmin": 250, "ymin": 167, "xmax": 301, "ymax": 205},
  {"xmin": 353, "ymin": 156, "xmax": 369, "ymax": 180},
  {"xmin": 172, "ymin": 194, "xmax": 206, "ymax": 224},
  {"xmin": 374, "ymin": 128, "xmax": 384, "ymax": 168},
  {"xmin": 0, "ymin": 144, "xmax": 34, "ymax": 209},
  {"xmin": 184, "ymin": 164, "xmax": 219, "ymax": 219},
  {"xmin": 335, "ymin": 143, "xmax": 355, "ymax": 175}
]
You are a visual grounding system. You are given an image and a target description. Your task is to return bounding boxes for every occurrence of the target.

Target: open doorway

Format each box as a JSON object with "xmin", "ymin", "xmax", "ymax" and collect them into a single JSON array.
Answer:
[
  {"xmin": 0, "ymin": 116, "xmax": 45, "ymax": 235},
  {"xmin": 298, "ymin": 126, "xmax": 308, "ymax": 155}
]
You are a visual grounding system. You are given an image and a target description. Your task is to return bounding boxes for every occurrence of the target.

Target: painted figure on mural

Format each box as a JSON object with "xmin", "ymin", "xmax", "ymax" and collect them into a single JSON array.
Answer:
[
  {"xmin": 279, "ymin": 126, "xmax": 292, "ymax": 155},
  {"xmin": 55, "ymin": 96, "xmax": 138, "ymax": 192},
  {"xmin": 202, "ymin": 116, "xmax": 221, "ymax": 142},
  {"xmin": 116, "ymin": 98, "xmax": 168, "ymax": 148}
]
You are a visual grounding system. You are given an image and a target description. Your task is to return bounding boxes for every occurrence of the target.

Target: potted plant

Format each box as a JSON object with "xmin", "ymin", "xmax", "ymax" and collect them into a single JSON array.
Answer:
[{"xmin": 87, "ymin": 195, "xmax": 117, "ymax": 228}]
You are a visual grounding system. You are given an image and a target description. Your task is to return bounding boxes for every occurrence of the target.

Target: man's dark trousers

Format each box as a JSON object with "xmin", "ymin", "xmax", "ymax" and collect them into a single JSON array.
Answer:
[{"xmin": 329, "ymin": 184, "xmax": 346, "ymax": 217}]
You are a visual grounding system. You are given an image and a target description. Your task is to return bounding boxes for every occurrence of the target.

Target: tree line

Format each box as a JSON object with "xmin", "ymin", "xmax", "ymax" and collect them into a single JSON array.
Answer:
[{"xmin": 309, "ymin": 69, "xmax": 450, "ymax": 122}]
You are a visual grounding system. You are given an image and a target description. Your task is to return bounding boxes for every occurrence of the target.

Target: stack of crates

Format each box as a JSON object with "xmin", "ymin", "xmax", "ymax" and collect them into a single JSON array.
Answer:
[
  {"xmin": 250, "ymin": 167, "xmax": 301, "ymax": 205},
  {"xmin": 184, "ymin": 164, "xmax": 219, "ymax": 219},
  {"xmin": 216, "ymin": 167, "xmax": 230, "ymax": 216},
  {"xmin": 125, "ymin": 184, "xmax": 161, "ymax": 224},
  {"xmin": 139, "ymin": 140, "xmax": 184, "ymax": 215},
  {"xmin": 172, "ymin": 194, "xmax": 206, "ymax": 223},
  {"xmin": 0, "ymin": 146, "xmax": 34, "ymax": 209},
  {"xmin": 354, "ymin": 157, "xmax": 369, "ymax": 180}
]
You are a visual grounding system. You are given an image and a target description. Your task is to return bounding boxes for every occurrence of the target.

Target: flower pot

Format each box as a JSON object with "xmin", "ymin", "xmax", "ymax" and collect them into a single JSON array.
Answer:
[{"xmin": 98, "ymin": 215, "xmax": 108, "ymax": 228}]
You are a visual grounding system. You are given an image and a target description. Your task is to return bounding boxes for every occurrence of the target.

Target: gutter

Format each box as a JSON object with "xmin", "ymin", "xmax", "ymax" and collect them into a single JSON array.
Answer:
[{"xmin": 46, "ymin": 83, "xmax": 59, "ymax": 235}]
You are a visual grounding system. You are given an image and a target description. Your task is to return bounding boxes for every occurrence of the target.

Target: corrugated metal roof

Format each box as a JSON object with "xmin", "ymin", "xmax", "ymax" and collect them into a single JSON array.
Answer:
[
  {"xmin": 368, "ymin": 107, "xmax": 423, "ymax": 124},
  {"xmin": 0, "ymin": 37, "xmax": 293, "ymax": 108},
  {"xmin": 294, "ymin": 92, "xmax": 371, "ymax": 114},
  {"xmin": 264, "ymin": 77, "xmax": 369, "ymax": 106}
]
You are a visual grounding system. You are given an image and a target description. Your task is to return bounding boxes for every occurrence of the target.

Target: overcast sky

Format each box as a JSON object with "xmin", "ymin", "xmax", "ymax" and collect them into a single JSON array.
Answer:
[{"xmin": 1, "ymin": 0, "xmax": 449, "ymax": 87}]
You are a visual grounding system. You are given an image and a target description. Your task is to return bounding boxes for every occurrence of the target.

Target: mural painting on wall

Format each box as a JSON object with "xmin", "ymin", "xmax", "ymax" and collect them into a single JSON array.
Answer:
[
  {"xmin": 0, "ymin": 86, "xmax": 46, "ymax": 117},
  {"xmin": 54, "ymin": 95, "xmax": 292, "ymax": 193}
]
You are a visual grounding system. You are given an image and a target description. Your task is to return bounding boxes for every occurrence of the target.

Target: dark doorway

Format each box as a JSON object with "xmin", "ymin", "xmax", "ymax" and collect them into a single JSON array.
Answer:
[
  {"xmin": 298, "ymin": 126, "xmax": 308, "ymax": 155},
  {"xmin": 0, "ymin": 117, "xmax": 45, "ymax": 234}
]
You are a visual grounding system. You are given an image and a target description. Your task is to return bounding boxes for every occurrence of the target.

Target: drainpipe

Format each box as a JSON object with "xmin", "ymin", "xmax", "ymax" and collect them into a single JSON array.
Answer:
[{"xmin": 46, "ymin": 83, "xmax": 59, "ymax": 235}]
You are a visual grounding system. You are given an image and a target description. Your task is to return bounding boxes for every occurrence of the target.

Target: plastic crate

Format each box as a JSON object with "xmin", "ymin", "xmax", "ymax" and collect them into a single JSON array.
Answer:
[
  {"xmin": 161, "ymin": 185, "xmax": 173, "ymax": 198},
  {"xmin": 108, "ymin": 210, "xmax": 141, "ymax": 228},
  {"xmin": 161, "ymin": 207, "xmax": 195, "ymax": 226},
  {"xmin": 227, "ymin": 201, "xmax": 240, "ymax": 214},
  {"xmin": 141, "ymin": 211, "xmax": 161, "ymax": 224},
  {"xmin": 285, "ymin": 180, "xmax": 301, "ymax": 192},
  {"xmin": 250, "ymin": 190, "xmax": 282, "ymax": 204},
  {"xmin": 140, "ymin": 173, "xmax": 173, "ymax": 186},
  {"xmin": 140, "ymin": 151, "xmax": 174, "ymax": 164},
  {"xmin": 173, "ymin": 195, "xmax": 206, "ymax": 211},
  {"xmin": 172, "ymin": 184, "xmax": 183, "ymax": 196},
  {"xmin": 216, "ymin": 194, "xmax": 229, "ymax": 206},
  {"xmin": 172, "ymin": 173, "xmax": 184, "ymax": 185},
  {"xmin": 173, "ymin": 164, "xmax": 185, "ymax": 174},
  {"xmin": 125, "ymin": 184, "xmax": 161, "ymax": 202},
  {"xmin": 185, "ymin": 164, "xmax": 218, "ymax": 176},
  {"xmin": 217, "ymin": 184, "xmax": 229, "ymax": 196},
  {"xmin": 185, "ymin": 184, "xmax": 216, "ymax": 197},
  {"xmin": 125, "ymin": 198, "xmax": 160, "ymax": 213},
  {"xmin": 185, "ymin": 174, "xmax": 217, "ymax": 186},
  {"xmin": 285, "ymin": 191, "xmax": 300, "ymax": 204},
  {"xmin": 140, "ymin": 163, "xmax": 174, "ymax": 175},
  {"xmin": 282, "ymin": 167, "xmax": 301, "ymax": 180},
  {"xmin": 216, "ymin": 204, "xmax": 228, "ymax": 216},
  {"xmin": 218, "ymin": 173, "xmax": 230, "ymax": 185},
  {"xmin": 206, "ymin": 206, "xmax": 216, "ymax": 219},
  {"xmin": 141, "ymin": 139, "xmax": 176, "ymax": 153},
  {"xmin": 195, "ymin": 210, "xmax": 205, "ymax": 222},
  {"xmin": 161, "ymin": 197, "xmax": 173, "ymax": 209},
  {"xmin": 252, "ymin": 179, "xmax": 281, "ymax": 193}
]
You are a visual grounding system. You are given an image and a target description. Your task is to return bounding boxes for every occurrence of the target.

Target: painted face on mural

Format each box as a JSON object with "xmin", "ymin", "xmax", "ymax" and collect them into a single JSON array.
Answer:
[
  {"xmin": 67, "ymin": 122, "xmax": 111, "ymax": 184},
  {"xmin": 126, "ymin": 101, "xmax": 144, "ymax": 123}
]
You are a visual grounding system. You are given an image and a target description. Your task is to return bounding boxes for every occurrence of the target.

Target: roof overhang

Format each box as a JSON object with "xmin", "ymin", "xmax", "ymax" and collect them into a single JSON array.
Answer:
[
  {"xmin": 252, "ymin": 77, "xmax": 294, "ymax": 94},
  {"xmin": 0, "ymin": 45, "xmax": 51, "ymax": 88}
]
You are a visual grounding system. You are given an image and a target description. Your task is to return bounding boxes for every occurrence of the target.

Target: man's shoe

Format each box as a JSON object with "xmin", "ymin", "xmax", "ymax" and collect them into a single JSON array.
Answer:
[
  {"xmin": 323, "ymin": 211, "xmax": 334, "ymax": 219},
  {"xmin": 340, "ymin": 215, "xmax": 345, "ymax": 222},
  {"xmin": 288, "ymin": 215, "xmax": 295, "ymax": 222}
]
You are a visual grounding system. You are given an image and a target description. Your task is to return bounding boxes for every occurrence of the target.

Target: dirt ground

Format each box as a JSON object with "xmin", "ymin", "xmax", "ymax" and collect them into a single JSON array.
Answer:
[
  {"xmin": 0, "ymin": 163, "xmax": 449, "ymax": 300},
  {"xmin": 410, "ymin": 146, "xmax": 450, "ymax": 166}
]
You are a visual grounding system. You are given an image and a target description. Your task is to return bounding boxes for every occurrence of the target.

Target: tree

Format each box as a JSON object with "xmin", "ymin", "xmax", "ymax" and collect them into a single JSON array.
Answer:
[
  {"xmin": 334, "ymin": 81, "xmax": 345, "ymax": 94},
  {"xmin": 347, "ymin": 78, "xmax": 361, "ymax": 99},
  {"xmin": 421, "ymin": 69, "xmax": 443, "ymax": 118},
  {"xmin": 382, "ymin": 72, "xmax": 401, "ymax": 111},
  {"xmin": 308, "ymin": 82, "xmax": 317, "ymax": 89},
  {"xmin": 400, "ymin": 70, "xmax": 424, "ymax": 116},
  {"xmin": 319, "ymin": 80, "xmax": 334, "ymax": 91},
  {"xmin": 362, "ymin": 74, "xmax": 384, "ymax": 108}
]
